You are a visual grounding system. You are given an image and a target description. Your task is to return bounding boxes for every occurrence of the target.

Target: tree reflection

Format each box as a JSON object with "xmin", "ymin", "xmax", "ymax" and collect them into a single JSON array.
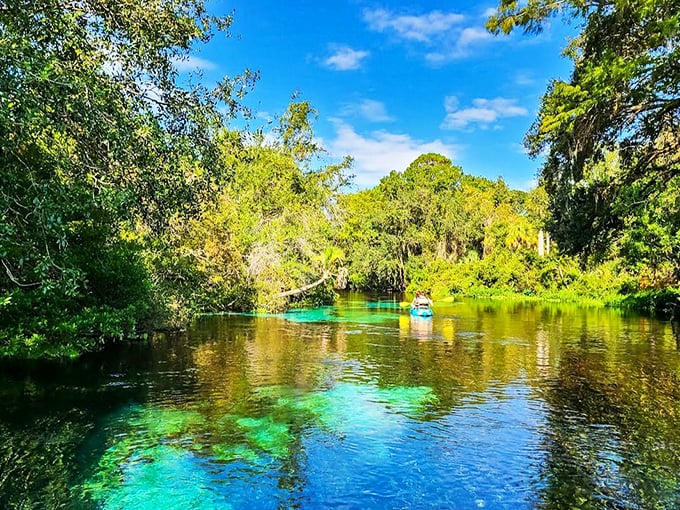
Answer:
[
  {"xmin": 537, "ymin": 333, "xmax": 680, "ymax": 508},
  {"xmin": 2, "ymin": 298, "xmax": 680, "ymax": 508}
]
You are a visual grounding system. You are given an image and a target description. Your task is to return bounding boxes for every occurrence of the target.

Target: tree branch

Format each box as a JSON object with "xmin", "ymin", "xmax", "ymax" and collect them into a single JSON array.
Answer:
[
  {"xmin": 1, "ymin": 259, "xmax": 41, "ymax": 288},
  {"xmin": 277, "ymin": 272, "xmax": 332, "ymax": 298}
]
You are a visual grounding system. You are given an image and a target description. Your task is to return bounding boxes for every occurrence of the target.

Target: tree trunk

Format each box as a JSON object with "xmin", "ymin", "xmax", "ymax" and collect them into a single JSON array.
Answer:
[{"xmin": 276, "ymin": 272, "xmax": 331, "ymax": 298}]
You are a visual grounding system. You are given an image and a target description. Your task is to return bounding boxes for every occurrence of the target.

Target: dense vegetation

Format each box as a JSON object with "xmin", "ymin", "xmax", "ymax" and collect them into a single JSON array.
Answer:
[
  {"xmin": 487, "ymin": 0, "xmax": 680, "ymax": 310},
  {"xmin": 0, "ymin": 0, "xmax": 253, "ymax": 357},
  {"xmin": 337, "ymin": 154, "xmax": 633, "ymax": 303},
  {"xmin": 1, "ymin": 0, "xmax": 678, "ymax": 358}
]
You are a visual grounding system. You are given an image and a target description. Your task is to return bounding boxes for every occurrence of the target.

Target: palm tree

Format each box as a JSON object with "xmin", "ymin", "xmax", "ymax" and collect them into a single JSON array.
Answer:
[{"xmin": 277, "ymin": 247, "xmax": 345, "ymax": 298}]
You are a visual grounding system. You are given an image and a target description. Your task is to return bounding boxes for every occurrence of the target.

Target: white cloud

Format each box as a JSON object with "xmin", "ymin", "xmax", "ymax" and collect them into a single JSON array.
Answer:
[
  {"xmin": 363, "ymin": 8, "xmax": 496, "ymax": 63},
  {"xmin": 363, "ymin": 8, "xmax": 465, "ymax": 43},
  {"xmin": 425, "ymin": 27, "xmax": 494, "ymax": 63},
  {"xmin": 514, "ymin": 72, "xmax": 537, "ymax": 86},
  {"xmin": 327, "ymin": 119, "xmax": 459, "ymax": 188},
  {"xmin": 172, "ymin": 55, "xmax": 218, "ymax": 72},
  {"xmin": 342, "ymin": 99, "xmax": 394, "ymax": 122},
  {"xmin": 324, "ymin": 45, "xmax": 370, "ymax": 70},
  {"xmin": 482, "ymin": 7, "xmax": 498, "ymax": 18},
  {"xmin": 255, "ymin": 110, "xmax": 275, "ymax": 123},
  {"xmin": 458, "ymin": 27, "xmax": 492, "ymax": 46},
  {"xmin": 442, "ymin": 96, "xmax": 528, "ymax": 130}
]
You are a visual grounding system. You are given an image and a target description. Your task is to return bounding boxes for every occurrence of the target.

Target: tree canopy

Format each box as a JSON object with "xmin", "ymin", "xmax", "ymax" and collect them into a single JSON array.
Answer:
[
  {"xmin": 488, "ymin": 0, "xmax": 680, "ymax": 284},
  {"xmin": 336, "ymin": 154, "xmax": 548, "ymax": 293},
  {"xmin": 0, "ymin": 0, "xmax": 255, "ymax": 355}
]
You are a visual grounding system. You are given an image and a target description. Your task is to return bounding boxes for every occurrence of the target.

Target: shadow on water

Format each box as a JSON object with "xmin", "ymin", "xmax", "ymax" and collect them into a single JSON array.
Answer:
[{"xmin": 2, "ymin": 294, "xmax": 680, "ymax": 509}]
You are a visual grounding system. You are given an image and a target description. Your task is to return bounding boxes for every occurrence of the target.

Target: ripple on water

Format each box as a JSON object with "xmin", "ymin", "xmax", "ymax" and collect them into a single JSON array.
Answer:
[{"xmin": 15, "ymin": 300, "xmax": 667, "ymax": 510}]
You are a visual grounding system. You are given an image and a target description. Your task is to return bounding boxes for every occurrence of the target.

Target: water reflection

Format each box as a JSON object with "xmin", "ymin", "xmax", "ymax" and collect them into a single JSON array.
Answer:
[
  {"xmin": 1, "ymin": 295, "xmax": 680, "ymax": 509},
  {"xmin": 399, "ymin": 314, "xmax": 434, "ymax": 340}
]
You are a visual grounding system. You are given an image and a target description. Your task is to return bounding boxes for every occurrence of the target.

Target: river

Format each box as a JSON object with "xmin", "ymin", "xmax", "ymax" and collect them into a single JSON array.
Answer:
[{"xmin": 2, "ymin": 293, "xmax": 680, "ymax": 509}]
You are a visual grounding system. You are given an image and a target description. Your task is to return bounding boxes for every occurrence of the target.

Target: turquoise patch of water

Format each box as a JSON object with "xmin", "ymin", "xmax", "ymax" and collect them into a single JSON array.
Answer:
[
  {"xmin": 80, "ymin": 445, "xmax": 231, "ymax": 510},
  {"xmin": 279, "ymin": 307, "xmax": 400, "ymax": 324},
  {"xmin": 77, "ymin": 381, "xmax": 439, "ymax": 508}
]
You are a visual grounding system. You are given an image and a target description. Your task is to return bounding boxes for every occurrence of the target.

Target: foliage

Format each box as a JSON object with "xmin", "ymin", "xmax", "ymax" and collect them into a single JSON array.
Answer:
[
  {"xmin": 615, "ymin": 288, "xmax": 680, "ymax": 319},
  {"xmin": 335, "ymin": 149, "xmax": 673, "ymax": 313},
  {"xmin": 0, "ymin": 0, "xmax": 259, "ymax": 357},
  {"xmin": 487, "ymin": 0, "xmax": 680, "ymax": 287},
  {"xmin": 1, "ymin": 0, "xmax": 349, "ymax": 358},
  {"xmin": 337, "ymin": 154, "xmax": 546, "ymax": 293},
  {"xmin": 407, "ymin": 250, "xmax": 632, "ymax": 306},
  {"xmin": 165, "ymin": 117, "xmax": 351, "ymax": 314}
]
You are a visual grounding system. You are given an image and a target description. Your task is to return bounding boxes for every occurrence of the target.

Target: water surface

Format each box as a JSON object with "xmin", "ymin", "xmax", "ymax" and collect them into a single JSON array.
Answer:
[{"xmin": 2, "ymin": 294, "xmax": 680, "ymax": 509}]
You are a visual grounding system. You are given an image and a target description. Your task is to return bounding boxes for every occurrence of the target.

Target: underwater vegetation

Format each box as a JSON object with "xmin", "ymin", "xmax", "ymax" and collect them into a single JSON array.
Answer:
[
  {"xmin": 275, "ymin": 303, "xmax": 404, "ymax": 324},
  {"xmin": 75, "ymin": 382, "xmax": 438, "ymax": 508}
]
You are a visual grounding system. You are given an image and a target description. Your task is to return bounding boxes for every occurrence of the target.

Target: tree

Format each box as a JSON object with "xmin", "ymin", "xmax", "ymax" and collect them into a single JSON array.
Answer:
[
  {"xmin": 339, "ymin": 154, "xmax": 482, "ymax": 290},
  {"xmin": 487, "ymin": 0, "xmax": 680, "ymax": 283},
  {"xmin": 0, "ymin": 0, "xmax": 255, "ymax": 356},
  {"xmin": 167, "ymin": 102, "xmax": 352, "ymax": 313}
]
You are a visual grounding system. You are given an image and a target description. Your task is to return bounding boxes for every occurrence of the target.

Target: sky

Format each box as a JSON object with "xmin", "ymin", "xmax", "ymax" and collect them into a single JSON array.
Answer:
[{"xmin": 177, "ymin": 1, "xmax": 577, "ymax": 191}]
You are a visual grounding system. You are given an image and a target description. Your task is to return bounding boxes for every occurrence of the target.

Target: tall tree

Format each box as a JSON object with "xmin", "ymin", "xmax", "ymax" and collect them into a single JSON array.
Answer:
[
  {"xmin": 0, "ymin": 0, "xmax": 255, "ymax": 355},
  {"xmin": 339, "ymin": 154, "xmax": 476, "ymax": 290},
  {"xmin": 487, "ymin": 0, "xmax": 680, "ymax": 282}
]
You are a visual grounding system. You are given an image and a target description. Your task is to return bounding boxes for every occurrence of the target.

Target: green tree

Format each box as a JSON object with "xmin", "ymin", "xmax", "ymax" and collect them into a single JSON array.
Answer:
[
  {"xmin": 0, "ymin": 0, "xmax": 255, "ymax": 356},
  {"xmin": 487, "ymin": 0, "xmax": 680, "ymax": 284},
  {"xmin": 168, "ymin": 103, "xmax": 351, "ymax": 313},
  {"xmin": 339, "ymin": 154, "xmax": 475, "ymax": 291}
]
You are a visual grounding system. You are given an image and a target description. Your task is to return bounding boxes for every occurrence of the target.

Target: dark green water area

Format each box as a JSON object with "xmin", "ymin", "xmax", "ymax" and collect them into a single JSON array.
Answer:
[{"xmin": 2, "ymin": 293, "xmax": 680, "ymax": 509}]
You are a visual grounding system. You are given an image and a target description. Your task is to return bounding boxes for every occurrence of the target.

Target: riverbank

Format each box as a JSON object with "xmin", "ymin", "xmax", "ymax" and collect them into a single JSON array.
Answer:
[
  {"xmin": 431, "ymin": 287, "xmax": 680, "ymax": 320},
  {"xmin": 3, "ymin": 285, "xmax": 678, "ymax": 361}
]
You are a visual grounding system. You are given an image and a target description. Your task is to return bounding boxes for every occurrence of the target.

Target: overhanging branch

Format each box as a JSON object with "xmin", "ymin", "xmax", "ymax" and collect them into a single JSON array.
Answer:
[
  {"xmin": 1, "ymin": 259, "xmax": 41, "ymax": 288},
  {"xmin": 277, "ymin": 272, "xmax": 332, "ymax": 298}
]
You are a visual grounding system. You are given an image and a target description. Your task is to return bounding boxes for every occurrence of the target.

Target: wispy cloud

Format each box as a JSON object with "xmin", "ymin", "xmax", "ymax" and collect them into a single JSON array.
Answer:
[
  {"xmin": 255, "ymin": 110, "xmax": 275, "ymax": 123},
  {"xmin": 341, "ymin": 99, "xmax": 394, "ymax": 122},
  {"xmin": 327, "ymin": 119, "xmax": 459, "ymax": 188},
  {"xmin": 363, "ymin": 8, "xmax": 465, "ymax": 42},
  {"xmin": 323, "ymin": 45, "xmax": 370, "ymax": 70},
  {"xmin": 514, "ymin": 72, "xmax": 537, "ymax": 86},
  {"xmin": 363, "ymin": 8, "xmax": 496, "ymax": 63},
  {"xmin": 425, "ymin": 27, "xmax": 494, "ymax": 63},
  {"xmin": 441, "ymin": 96, "xmax": 528, "ymax": 130},
  {"xmin": 172, "ymin": 55, "xmax": 218, "ymax": 72}
]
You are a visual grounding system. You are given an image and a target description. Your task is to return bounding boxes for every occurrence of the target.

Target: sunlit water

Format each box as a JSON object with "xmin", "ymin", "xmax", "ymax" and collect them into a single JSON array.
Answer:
[{"xmin": 2, "ymin": 294, "xmax": 680, "ymax": 509}]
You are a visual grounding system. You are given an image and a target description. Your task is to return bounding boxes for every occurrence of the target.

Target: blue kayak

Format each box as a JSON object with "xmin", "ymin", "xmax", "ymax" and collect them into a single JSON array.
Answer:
[{"xmin": 410, "ymin": 306, "xmax": 433, "ymax": 317}]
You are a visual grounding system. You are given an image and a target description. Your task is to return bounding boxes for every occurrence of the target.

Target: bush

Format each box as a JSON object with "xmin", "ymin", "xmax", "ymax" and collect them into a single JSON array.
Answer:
[
  {"xmin": 403, "ymin": 249, "xmax": 637, "ymax": 307},
  {"xmin": 616, "ymin": 288, "xmax": 680, "ymax": 318},
  {"xmin": 0, "ymin": 240, "xmax": 157, "ymax": 359}
]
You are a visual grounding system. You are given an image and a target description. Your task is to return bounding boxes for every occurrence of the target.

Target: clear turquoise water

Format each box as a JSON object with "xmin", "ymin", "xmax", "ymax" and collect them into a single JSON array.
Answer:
[{"xmin": 2, "ymin": 294, "xmax": 680, "ymax": 509}]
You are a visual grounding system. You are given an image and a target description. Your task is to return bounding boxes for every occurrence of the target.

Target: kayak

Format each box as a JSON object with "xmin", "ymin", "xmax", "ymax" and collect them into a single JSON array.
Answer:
[{"xmin": 410, "ymin": 306, "xmax": 433, "ymax": 317}]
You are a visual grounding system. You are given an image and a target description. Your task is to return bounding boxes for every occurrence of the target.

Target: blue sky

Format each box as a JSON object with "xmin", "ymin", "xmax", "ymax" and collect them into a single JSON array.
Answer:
[{"xmin": 177, "ymin": 1, "xmax": 576, "ymax": 191}]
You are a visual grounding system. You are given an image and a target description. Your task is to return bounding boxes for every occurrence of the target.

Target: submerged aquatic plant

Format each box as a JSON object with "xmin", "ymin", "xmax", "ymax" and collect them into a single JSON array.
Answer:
[
  {"xmin": 83, "ymin": 445, "xmax": 230, "ymax": 510},
  {"xmin": 77, "ymin": 381, "xmax": 439, "ymax": 507},
  {"xmin": 77, "ymin": 406, "xmax": 209, "ymax": 503},
  {"xmin": 211, "ymin": 414, "xmax": 295, "ymax": 462},
  {"xmin": 259, "ymin": 382, "xmax": 438, "ymax": 436}
]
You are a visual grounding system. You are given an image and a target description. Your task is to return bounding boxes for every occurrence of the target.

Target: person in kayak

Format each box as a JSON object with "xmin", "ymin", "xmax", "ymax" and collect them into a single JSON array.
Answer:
[{"xmin": 411, "ymin": 291, "xmax": 432, "ymax": 309}]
